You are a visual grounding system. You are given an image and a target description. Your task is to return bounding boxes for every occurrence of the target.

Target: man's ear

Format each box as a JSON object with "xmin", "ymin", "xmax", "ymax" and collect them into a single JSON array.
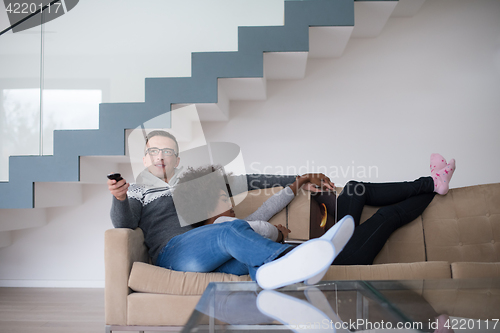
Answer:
[
  {"xmin": 175, "ymin": 156, "xmax": 180, "ymax": 168},
  {"xmin": 142, "ymin": 155, "xmax": 148, "ymax": 167}
]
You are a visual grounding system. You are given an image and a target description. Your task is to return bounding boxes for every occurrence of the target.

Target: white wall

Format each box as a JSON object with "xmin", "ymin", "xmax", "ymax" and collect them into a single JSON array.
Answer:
[
  {"xmin": 0, "ymin": 0, "xmax": 499, "ymax": 287},
  {"xmin": 0, "ymin": 185, "xmax": 108, "ymax": 287},
  {"xmin": 203, "ymin": 0, "xmax": 500, "ymax": 188}
]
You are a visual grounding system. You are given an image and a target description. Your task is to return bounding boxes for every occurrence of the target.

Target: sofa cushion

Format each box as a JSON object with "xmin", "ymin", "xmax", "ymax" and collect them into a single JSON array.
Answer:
[
  {"xmin": 322, "ymin": 261, "xmax": 451, "ymax": 281},
  {"xmin": 129, "ymin": 261, "xmax": 452, "ymax": 296},
  {"xmin": 127, "ymin": 293, "xmax": 201, "ymax": 326},
  {"xmin": 128, "ymin": 262, "xmax": 251, "ymax": 295},
  {"xmin": 451, "ymin": 262, "xmax": 500, "ymax": 279},
  {"xmin": 422, "ymin": 183, "xmax": 500, "ymax": 262}
]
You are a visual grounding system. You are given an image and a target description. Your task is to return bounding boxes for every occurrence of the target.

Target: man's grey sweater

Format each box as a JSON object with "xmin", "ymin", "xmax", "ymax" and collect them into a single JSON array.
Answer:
[{"xmin": 110, "ymin": 170, "xmax": 296, "ymax": 264}]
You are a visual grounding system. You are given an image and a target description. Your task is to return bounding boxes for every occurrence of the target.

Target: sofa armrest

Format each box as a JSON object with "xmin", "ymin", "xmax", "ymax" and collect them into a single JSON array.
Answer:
[{"xmin": 104, "ymin": 228, "xmax": 149, "ymax": 325}]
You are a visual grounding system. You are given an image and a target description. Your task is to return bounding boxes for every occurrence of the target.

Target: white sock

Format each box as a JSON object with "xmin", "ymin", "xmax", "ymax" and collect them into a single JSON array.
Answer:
[
  {"xmin": 305, "ymin": 215, "xmax": 355, "ymax": 285},
  {"xmin": 256, "ymin": 238, "xmax": 335, "ymax": 290}
]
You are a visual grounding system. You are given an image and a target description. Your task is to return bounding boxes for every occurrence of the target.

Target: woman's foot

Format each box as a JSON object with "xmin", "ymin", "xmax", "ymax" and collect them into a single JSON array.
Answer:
[
  {"xmin": 430, "ymin": 153, "xmax": 448, "ymax": 175},
  {"xmin": 431, "ymin": 155, "xmax": 456, "ymax": 195}
]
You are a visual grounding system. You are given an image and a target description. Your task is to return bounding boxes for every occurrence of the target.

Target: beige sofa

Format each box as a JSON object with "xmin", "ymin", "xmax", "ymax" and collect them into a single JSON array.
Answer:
[{"xmin": 104, "ymin": 183, "xmax": 500, "ymax": 331}]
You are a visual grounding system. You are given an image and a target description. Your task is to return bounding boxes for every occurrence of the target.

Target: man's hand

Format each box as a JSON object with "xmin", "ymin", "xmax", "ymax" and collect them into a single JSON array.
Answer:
[
  {"xmin": 107, "ymin": 177, "xmax": 129, "ymax": 201},
  {"xmin": 276, "ymin": 224, "xmax": 291, "ymax": 242}
]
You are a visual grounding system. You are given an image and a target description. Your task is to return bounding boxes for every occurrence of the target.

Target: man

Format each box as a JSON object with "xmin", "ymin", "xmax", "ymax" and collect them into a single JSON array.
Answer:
[
  {"xmin": 107, "ymin": 130, "xmax": 303, "ymax": 264},
  {"xmin": 108, "ymin": 130, "xmax": 190, "ymax": 265},
  {"xmin": 108, "ymin": 130, "xmax": 343, "ymax": 289}
]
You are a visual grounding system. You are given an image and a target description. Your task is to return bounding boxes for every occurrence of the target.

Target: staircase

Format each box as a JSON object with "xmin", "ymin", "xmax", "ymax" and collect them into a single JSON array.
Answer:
[{"xmin": 0, "ymin": 0, "xmax": 426, "ymax": 247}]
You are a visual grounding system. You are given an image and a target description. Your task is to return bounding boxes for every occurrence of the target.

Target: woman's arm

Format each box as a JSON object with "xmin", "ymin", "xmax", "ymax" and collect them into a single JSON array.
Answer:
[
  {"xmin": 214, "ymin": 216, "xmax": 282, "ymax": 241},
  {"xmin": 244, "ymin": 173, "xmax": 334, "ymax": 222},
  {"xmin": 244, "ymin": 186, "xmax": 295, "ymax": 222}
]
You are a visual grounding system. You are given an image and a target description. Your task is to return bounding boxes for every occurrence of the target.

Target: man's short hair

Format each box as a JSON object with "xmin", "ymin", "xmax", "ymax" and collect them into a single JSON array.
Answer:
[
  {"xmin": 173, "ymin": 165, "xmax": 230, "ymax": 227},
  {"xmin": 144, "ymin": 130, "xmax": 179, "ymax": 155}
]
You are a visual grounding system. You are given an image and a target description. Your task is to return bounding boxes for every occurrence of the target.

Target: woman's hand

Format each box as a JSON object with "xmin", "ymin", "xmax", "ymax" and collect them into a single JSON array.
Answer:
[
  {"xmin": 107, "ymin": 177, "xmax": 129, "ymax": 201},
  {"xmin": 302, "ymin": 173, "xmax": 335, "ymax": 192},
  {"xmin": 302, "ymin": 181, "xmax": 336, "ymax": 193},
  {"xmin": 275, "ymin": 224, "xmax": 291, "ymax": 242},
  {"xmin": 290, "ymin": 173, "xmax": 335, "ymax": 194}
]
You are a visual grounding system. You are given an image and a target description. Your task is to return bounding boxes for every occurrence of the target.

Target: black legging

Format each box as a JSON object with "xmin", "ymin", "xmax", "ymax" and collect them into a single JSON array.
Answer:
[{"xmin": 332, "ymin": 176, "xmax": 435, "ymax": 265}]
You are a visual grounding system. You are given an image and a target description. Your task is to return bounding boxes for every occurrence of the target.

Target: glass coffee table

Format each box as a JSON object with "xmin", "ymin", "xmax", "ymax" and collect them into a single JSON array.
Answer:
[{"xmin": 182, "ymin": 279, "xmax": 500, "ymax": 333}]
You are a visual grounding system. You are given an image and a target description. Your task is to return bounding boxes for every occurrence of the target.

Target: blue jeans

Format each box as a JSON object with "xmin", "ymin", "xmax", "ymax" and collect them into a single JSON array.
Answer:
[{"xmin": 156, "ymin": 219, "xmax": 290, "ymax": 280}]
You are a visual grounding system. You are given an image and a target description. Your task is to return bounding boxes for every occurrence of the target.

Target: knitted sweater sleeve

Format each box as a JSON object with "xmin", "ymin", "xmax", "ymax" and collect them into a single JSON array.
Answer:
[{"xmin": 110, "ymin": 196, "xmax": 142, "ymax": 229}]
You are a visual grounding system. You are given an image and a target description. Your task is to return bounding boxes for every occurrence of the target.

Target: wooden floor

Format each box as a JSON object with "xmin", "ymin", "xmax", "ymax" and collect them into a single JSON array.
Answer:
[
  {"xmin": 0, "ymin": 287, "xmax": 106, "ymax": 333},
  {"xmin": 0, "ymin": 287, "xmax": 184, "ymax": 333}
]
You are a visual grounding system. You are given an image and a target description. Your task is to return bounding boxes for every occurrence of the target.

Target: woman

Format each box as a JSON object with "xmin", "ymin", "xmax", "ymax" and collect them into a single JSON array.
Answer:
[{"xmin": 160, "ymin": 153, "xmax": 455, "ymax": 289}]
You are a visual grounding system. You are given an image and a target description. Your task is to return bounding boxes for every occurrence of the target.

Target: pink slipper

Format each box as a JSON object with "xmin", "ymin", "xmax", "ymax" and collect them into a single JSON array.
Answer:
[
  {"xmin": 433, "ymin": 159, "xmax": 456, "ymax": 195},
  {"xmin": 430, "ymin": 153, "xmax": 447, "ymax": 176}
]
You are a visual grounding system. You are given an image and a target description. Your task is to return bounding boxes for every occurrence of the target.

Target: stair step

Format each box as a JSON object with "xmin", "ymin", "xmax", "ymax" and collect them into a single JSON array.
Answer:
[
  {"xmin": 191, "ymin": 51, "xmax": 263, "ymax": 80},
  {"xmin": 0, "ymin": 178, "xmax": 36, "ymax": 209},
  {"xmin": 172, "ymin": 80, "xmax": 229, "ymax": 121},
  {"xmin": 34, "ymin": 182, "xmax": 82, "ymax": 208},
  {"xmin": 9, "ymin": 155, "xmax": 79, "ymax": 183},
  {"xmin": 53, "ymin": 129, "xmax": 125, "ymax": 157},
  {"xmin": 145, "ymin": 76, "xmax": 216, "ymax": 105},
  {"xmin": 285, "ymin": 0, "xmax": 354, "ymax": 28},
  {"xmin": 238, "ymin": 25, "xmax": 308, "ymax": 54},
  {"xmin": 98, "ymin": 102, "xmax": 151, "ymax": 133}
]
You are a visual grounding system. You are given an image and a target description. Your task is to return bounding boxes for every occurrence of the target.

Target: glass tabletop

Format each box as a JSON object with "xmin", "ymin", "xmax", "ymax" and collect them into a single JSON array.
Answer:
[{"xmin": 182, "ymin": 279, "xmax": 500, "ymax": 333}]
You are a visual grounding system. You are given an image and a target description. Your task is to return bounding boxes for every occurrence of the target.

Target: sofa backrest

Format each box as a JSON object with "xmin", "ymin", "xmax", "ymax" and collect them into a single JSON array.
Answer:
[{"xmin": 421, "ymin": 183, "xmax": 500, "ymax": 263}]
